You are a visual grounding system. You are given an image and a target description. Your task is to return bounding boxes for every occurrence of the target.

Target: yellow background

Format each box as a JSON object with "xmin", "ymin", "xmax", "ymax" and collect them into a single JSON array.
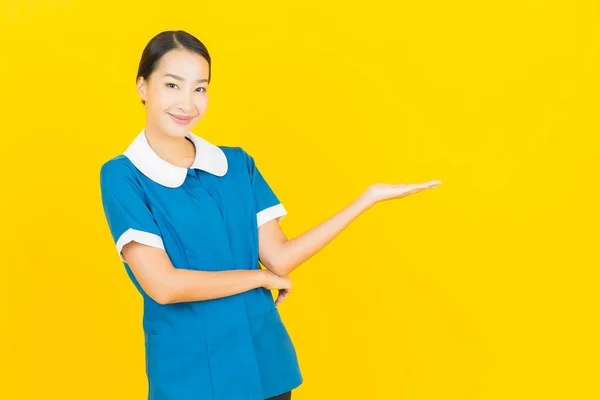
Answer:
[{"xmin": 1, "ymin": 0, "xmax": 599, "ymax": 399}]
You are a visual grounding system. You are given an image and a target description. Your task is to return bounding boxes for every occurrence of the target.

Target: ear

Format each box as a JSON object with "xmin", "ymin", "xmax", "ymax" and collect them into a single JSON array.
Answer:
[{"xmin": 136, "ymin": 76, "xmax": 148, "ymax": 103}]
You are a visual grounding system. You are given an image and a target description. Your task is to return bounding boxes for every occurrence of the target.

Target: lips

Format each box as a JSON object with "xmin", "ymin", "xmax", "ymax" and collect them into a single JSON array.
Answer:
[{"xmin": 168, "ymin": 112, "xmax": 194, "ymax": 125}]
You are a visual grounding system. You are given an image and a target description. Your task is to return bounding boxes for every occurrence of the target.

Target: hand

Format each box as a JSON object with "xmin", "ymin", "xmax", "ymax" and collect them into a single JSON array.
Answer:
[
  {"xmin": 261, "ymin": 270, "xmax": 292, "ymax": 291},
  {"xmin": 360, "ymin": 180, "xmax": 442, "ymax": 208},
  {"xmin": 261, "ymin": 270, "xmax": 292, "ymax": 307},
  {"xmin": 275, "ymin": 274, "xmax": 292, "ymax": 306}
]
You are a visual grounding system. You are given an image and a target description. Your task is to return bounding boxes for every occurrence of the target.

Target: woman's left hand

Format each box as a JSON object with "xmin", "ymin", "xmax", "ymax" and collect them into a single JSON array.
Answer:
[
  {"xmin": 275, "ymin": 274, "xmax": 292, "ymax": 306},
  {"xmin": 360, "ymin": 180, "xmax": 442, "ymax": 208}
]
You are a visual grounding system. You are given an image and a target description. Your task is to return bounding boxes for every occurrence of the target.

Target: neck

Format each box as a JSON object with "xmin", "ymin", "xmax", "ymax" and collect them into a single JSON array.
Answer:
[{"xmin": 144, "ymin": 123, "xmax": 196, "ymax": 169}]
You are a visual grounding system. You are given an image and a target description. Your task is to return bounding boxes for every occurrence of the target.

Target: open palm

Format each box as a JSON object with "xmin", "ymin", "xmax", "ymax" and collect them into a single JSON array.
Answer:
[{"xmin": 362, "ymin": 180, "xmax": 442, "ymax": 206}]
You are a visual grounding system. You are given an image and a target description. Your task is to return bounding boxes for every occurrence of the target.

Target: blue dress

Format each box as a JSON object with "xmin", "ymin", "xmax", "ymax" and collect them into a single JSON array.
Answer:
[{"xmin": 99, "ymin": 128, "xmax": 303, "ymax": 400}]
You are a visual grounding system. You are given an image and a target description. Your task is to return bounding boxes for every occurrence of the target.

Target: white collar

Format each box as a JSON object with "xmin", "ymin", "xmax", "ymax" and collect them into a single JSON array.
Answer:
[{"xmin": 124, "ymin": 128, "xmax": 228, "ymax": 188}]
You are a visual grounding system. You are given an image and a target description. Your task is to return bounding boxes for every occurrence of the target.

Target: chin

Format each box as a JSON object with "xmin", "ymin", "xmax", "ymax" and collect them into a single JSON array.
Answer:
[{"xmin": 165, "ymin": 121, "xmax": 191, "ymax": 134}]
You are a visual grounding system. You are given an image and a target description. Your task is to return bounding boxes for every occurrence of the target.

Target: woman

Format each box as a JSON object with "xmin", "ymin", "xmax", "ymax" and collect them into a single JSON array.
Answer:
[{"xmin": 100, "ymin": 30, "xmax": 441, "ymax": 400}]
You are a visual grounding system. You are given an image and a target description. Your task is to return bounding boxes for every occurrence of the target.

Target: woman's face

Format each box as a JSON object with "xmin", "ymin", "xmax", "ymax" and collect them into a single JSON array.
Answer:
[{"xmin": 137, "ymin": 49, "xmax": 210, "ymax": 138}]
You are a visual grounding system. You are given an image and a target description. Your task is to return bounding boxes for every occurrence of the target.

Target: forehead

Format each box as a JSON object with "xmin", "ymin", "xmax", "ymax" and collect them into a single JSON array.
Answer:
[{"xmin": 155, "ymin": 50, "xmax": 209, "ymax": 79}]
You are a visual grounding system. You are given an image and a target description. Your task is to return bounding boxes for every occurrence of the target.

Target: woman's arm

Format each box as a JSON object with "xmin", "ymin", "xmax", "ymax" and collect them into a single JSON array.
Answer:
[
  {"xmin": 258, "ymin": 181, "xmax": 442, "ymax": 276},
  {"xmin": 121, "ymin": 242, "xmax": 291, "ymax": 305},
  {"xmin": 258, "ymin": 195, "xmax": 371, "ymax": 276}
]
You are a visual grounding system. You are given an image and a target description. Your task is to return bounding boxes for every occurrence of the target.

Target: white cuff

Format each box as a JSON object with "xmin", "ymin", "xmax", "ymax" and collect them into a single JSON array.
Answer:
[
  {"xmin": 257, "ymin": 203, "xmax": 287, "ymax": 228},
  {"xmin": 116, "ymin": 228, "xmax": 165, "ymax": 263}
]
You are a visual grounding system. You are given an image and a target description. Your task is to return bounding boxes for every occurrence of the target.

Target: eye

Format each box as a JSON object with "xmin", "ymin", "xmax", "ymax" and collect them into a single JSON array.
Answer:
[
  {"xmin": 196, "ymin": 87, "xmax": 207, "ymax": 92},
  {"xmin": 166, "ymin": 83, "xmax": 178, "ymax": 89}
]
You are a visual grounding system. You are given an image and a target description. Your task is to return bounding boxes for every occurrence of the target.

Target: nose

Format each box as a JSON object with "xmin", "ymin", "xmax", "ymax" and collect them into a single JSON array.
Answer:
[{"xmin": 177, "ymin": 91, "xmax": 194, "ymax": 112}]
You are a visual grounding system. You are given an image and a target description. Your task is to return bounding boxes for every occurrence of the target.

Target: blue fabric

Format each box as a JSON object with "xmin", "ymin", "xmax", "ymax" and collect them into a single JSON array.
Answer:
[
  {"xmin": 100, "ymin": 161, "xmax": 163, "ymax": 243},
  {"xmin": 100, "ymin": 146, "xmax": 303, "ymax": 400},
  {"xmin": 245, "ymin": 149, "xmax": 283, "ymax": 215}
]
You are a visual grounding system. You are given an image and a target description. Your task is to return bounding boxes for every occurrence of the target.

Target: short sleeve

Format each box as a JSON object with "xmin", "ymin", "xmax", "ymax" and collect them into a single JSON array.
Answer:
[
  {"xmin": 100, "ymin": 161, "xmax": 165, "ymax": 263},
  {"xmin": 240, "ymin": 147, "xmax": 288, "ymax": 228}
]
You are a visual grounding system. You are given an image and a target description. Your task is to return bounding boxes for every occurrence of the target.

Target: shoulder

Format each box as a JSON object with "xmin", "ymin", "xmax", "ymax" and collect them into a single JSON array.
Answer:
[
  {"xmin": 219, "ymin": 145, "xmax": 247, "ymax": 159},
  {"xmin": 99, "ymin": 155, "xmax": 143, "ymax": 193},
  {"xmin": 219, "ymin": 145, "xmax": 255, "ymax": 172}
]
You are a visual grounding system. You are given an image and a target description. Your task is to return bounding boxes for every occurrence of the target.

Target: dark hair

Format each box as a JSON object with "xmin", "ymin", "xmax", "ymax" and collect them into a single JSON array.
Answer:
[{"xmin": 136, "ymin": 30, "xmax": 211, "ymax": 105}]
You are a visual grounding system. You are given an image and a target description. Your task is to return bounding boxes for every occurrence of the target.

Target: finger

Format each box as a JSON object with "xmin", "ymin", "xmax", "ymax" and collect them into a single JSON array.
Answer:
[
  {"xmin": 423, "ymin": 180, "xmax": 442, "ymax": 188},
  {"xmin": 403, "ymin": 184, "xmax": 423, "ymax": 193},
  {"xmin": 412, "ymin": 181, "xmax": 441, "ymax": 191},
  {"xmin": 279, "ymin": 289, "xmax": 290, "ymax": 303},
  {"xmin": 275, "ymin": 290, "xmax": 286, "ymax": 306},
  {"xmin": 276, "ymin": 293, "xmax": 286, "ymax": 306}
]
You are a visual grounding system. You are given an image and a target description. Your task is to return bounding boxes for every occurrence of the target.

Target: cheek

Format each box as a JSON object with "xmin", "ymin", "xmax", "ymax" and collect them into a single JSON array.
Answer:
[
  {"xmin": 156, "ymin": 89, "xmax": 175, "ymax": 108},
  {"xmin": 187, "ymin": 99, "xmax": 207, "ymax": 126},
  {"xmin": 151, "ymin": 100, "xmax": 169, "ymax": 118},
  {"xmin": 146, "ymin": 88, "xmax": 167, "ymax": 109},
  {"xmin": 195, "ymin": 96, "xmax": 209, "ymax": 111}
]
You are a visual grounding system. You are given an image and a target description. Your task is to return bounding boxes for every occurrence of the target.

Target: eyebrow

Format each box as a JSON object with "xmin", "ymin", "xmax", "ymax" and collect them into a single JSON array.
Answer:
[{"xmin": 163, "ymin": 73, "xmax": 208, "ymax": 84}]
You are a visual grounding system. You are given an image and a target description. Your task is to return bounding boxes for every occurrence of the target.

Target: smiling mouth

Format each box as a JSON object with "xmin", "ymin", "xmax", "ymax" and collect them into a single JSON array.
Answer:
[{"xmin": 168, "ymin": 113, "xmax": 195, "ymax": 124}]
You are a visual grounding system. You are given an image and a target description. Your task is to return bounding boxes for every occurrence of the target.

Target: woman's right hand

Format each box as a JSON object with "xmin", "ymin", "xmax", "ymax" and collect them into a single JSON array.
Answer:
[{"xmin": 260, "ymin": 269, "xmax": 292, "ymax": 291}]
